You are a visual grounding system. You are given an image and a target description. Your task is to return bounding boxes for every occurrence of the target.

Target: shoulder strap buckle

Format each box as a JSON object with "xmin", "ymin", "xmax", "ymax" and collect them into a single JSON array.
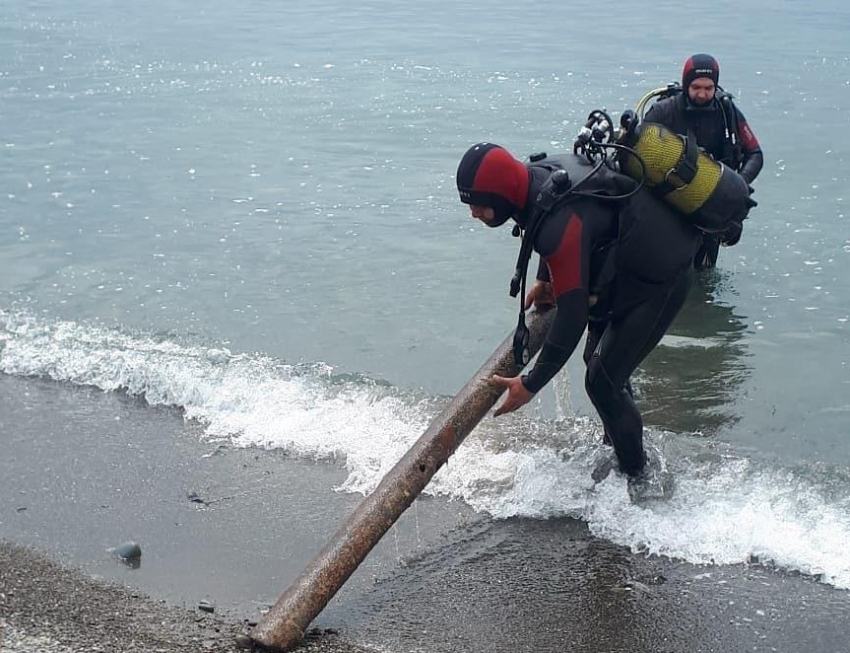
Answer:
[{"xmin": 654, "ymin": 131, "xmax": 699, "ymax": 198}]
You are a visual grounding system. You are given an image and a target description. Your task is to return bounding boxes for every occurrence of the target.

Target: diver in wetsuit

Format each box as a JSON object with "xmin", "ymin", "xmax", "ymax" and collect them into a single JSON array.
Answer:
[
  {"xmin": 457, "ymin": 143, "xmax": 700, "ymax": 476},
  {"xmin": 645, "ymin": 54, "xmax": 763, "ymax": 269}
]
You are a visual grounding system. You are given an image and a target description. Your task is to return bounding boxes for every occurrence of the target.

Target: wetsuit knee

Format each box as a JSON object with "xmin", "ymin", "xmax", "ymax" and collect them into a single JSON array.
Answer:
[{"xmin": 585, "ymin": 352, "xmax": 629, "ymax": 403}]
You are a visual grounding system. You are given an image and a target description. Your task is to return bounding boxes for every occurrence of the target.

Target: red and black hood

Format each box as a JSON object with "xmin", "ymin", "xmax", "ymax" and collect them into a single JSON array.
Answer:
[
  {"xmin": 682, "ymin": 53, "xmax": 720, "ymax": 89},
  {"xmin": 456, "ymin": 142, "xmax": 530, "ymax": 227}
]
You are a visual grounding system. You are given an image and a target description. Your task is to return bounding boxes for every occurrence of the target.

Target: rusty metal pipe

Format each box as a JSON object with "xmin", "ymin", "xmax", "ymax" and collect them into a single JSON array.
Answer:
[{"xmin": 250, "ymin": 309, "xmax": 556, "ymax": 651}]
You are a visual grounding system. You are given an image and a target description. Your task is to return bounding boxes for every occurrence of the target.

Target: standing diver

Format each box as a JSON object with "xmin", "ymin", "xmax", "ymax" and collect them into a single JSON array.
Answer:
[
  {"xmin": 456, "ymin": 141, "xmax": 701, "ymax": 476},
  {"xmin": 644, "ymin": 54, "xmax": 764, "ymax": 269}
]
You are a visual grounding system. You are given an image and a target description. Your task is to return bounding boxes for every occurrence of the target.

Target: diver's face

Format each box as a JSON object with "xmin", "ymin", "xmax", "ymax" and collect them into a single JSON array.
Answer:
[
  {"xmin": 688, "ymin": 78, "xmax": 716, "ymax": 106},
  {"xmin": 469, "ymin": 205, "xmax": 496, "ymax": 225}
]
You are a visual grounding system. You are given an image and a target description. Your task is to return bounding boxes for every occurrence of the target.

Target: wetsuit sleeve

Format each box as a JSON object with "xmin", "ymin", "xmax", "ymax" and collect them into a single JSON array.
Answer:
[
  {"xmin": 734, "ymin": 105, "xmax": 763, "ymax": 184},
  {"xmin": 522, "ymin": 212, "xmax": 589, "ymax": 394}
]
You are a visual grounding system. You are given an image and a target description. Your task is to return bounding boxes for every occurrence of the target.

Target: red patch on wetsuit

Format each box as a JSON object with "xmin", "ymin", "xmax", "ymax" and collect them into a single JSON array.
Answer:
[
  {"xmin": 739, "ymin": 121, "xmax": 760, "ymax": 150},
  {"xmin": 545, "ymin": 213, "xmax": 583, "ymax": 297}
]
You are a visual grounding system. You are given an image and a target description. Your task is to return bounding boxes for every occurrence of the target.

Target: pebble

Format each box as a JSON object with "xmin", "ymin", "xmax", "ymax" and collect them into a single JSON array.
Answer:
[
  {"xmin": 234, "ymin": 633, "xmax": 254, "ymax": 649},
  {"xmin": 187, "ymin": 492, "xmax": 206, "ymax": 504},
  {"xmin": 113, "ymin": 542, "xmax": 142, "ymax": 560}
]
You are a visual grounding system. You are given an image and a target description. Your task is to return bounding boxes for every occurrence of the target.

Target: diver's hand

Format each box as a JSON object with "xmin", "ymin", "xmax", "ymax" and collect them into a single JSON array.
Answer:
[
  {"xmin": 492, "ymin": 374, "xmax": 535, "ymax": 416},
  {"xmin": 524, "ymin": 280, "xmax": 555, "ymax": 311}
]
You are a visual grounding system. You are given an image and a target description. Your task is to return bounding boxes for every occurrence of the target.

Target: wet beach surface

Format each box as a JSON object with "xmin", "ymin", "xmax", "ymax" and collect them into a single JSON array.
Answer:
[
  {"xmin": 2, "ymin": 374, "xmax": 849, "ymax": 653},
  {"xmin": 0, "ymin": 542, "xmax": 376, "ymax": 653}
]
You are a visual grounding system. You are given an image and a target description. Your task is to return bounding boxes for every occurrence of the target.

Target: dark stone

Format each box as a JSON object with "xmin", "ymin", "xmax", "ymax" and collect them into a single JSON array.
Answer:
[
  {"xmin": 198, "ymin": 600, "xmax": 215, "ymax": 613},
  {"xmin": 187, "ymin": 492, "xmax": 206, "ymax": 504}
]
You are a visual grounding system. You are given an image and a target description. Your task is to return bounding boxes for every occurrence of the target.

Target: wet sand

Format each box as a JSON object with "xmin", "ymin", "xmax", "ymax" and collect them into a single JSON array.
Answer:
[
  {"xmin": 0, "ymin": 540, "xmax": 372, "ymax": 653},
  {"xmin": 2, "ymin": 373, "xmax": 850, "ymax": 653}
]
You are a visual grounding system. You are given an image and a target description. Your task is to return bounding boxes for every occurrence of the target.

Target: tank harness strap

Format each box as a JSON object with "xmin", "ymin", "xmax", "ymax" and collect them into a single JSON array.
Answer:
[
  {"xmin": 510, "ymin": 169, "xmax": 572, "ymax": 299},
  {"xmin": 509, "ymin": 168, "xmax": 573, "ymax": 366},
  {"xmin": 719, "ymin": 93, "xmax": 743, "ymax": 170},
  {"xmin": 652, "ymin": 129, "xmax": 699, "ymax": 199}
]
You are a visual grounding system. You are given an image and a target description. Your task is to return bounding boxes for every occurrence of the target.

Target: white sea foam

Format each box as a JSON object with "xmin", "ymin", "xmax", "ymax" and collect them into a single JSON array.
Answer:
[{"xmin": 1, "ymin": 310, "xmax": 849, "ymax": 590}]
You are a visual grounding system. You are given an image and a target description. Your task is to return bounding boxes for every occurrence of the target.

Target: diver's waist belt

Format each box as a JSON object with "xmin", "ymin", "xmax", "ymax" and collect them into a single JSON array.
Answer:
[{"xmin": 652, "ymin": 130, "xmax": 699, "ymax": 199}]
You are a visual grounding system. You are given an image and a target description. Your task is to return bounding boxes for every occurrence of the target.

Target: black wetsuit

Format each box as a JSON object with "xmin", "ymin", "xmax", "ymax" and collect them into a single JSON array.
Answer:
[
  {"xmin": 646, "ymin": 93, "xmax": 763, "ymax": 268},
  {"xmin": 520, "ymin": 155, "xmax": 700, "ymax": 475}
]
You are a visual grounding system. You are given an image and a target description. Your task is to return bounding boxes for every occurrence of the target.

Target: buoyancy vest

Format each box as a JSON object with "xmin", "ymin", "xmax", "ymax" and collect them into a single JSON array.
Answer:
[
  {"xmin": 522, "ymin": 152, "xmax": 699, "ymax": 297},
  {"xmin": 508, "ymin": 151, "xmax": 700, "ymax": 364}
]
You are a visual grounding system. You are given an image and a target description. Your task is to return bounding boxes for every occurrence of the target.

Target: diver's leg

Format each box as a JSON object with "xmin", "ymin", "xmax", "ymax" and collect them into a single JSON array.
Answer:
[
  {"xmin": 583, "ymin": 320, "xmax": 612, "ymax": 445},
  {"xmin": 585, "ymin": 352, "xmax": 642, "ymax": 470},
  {"xmin": 582, "ymin": 319, "xmax": 605, "ymax": 365},
  {"xmin": 585, "ymin": 272, "xmax": 691, "ymax": 475}
]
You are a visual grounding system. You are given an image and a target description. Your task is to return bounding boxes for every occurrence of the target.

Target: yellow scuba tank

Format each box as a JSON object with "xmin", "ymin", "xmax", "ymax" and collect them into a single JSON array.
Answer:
[{"xmin": 617, "ymin": 119, "xmax": 754, "ymax": 234}]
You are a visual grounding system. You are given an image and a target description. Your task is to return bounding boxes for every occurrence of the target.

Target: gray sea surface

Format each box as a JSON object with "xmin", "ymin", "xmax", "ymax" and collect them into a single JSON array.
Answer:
[{"xmin": 2, "ymin": 0, "xmax": 850, "ymax": 644}]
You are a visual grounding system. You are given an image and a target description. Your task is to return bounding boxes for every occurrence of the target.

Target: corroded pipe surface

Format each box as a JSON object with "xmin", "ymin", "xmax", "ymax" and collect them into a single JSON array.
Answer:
[{"xmin": 251, "ymin": 309, "xmax": 556, "ymax": 651}]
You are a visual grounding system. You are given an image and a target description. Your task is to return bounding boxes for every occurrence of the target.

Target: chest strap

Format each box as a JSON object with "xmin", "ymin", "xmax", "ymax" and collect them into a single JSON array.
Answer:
[{"xmin": 651, "ymin": 129, "xmax": 699, "ymax": 199}]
